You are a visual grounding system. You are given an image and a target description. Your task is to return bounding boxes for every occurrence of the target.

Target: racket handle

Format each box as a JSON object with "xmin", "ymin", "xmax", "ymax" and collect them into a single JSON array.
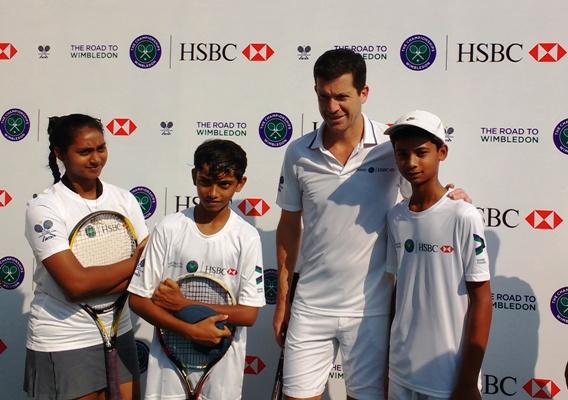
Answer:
[
  {"xmin": 104, "ymin": 347, "xmax": 121, "ymax": 400},
  {"xmin": 270, "ymin": 349, "xmax": 285, "ymax": 400}
]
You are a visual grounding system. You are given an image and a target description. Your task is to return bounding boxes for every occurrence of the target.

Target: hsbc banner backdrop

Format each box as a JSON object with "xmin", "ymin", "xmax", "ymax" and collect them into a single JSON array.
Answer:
[{"xmin": 1, "ymin": 1, "xmax": 567, "ymax": 399}]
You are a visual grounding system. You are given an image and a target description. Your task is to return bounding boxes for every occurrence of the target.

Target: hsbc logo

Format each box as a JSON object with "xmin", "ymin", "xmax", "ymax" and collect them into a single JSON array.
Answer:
[
  {"xmin": 525, "ymin": 210, "xmax": 563, "ymax": 230},
  {"xmin": 226, "ymin": 268, "xmax": 237, "ymax": 276},
  {"xmin": 180, "ymin": 43, "xmax": 237, "ymax": 61},
  {"xmin": 106, "ymin": 118, "xmax": 137, "ymax": 136},
  {"xmin": 238, "ymin": 198, "xmax": 270, "ymax": 216},
  {"xmin": 523, "ymin": 378, "xmax": 561, "ymax": 399},
  {"xmin": 244, "ymin": 355, "xmax": 265, "ymax": 375},
  {"xmin": 440, "ymin": 245, "xmax": 454, "ymax": 253},
  {"xmin": 0, "ymin": 43, "xmax": 17, "ymax": 60},
  {"xmin": 0, "ymin": 190, "xmax": 12, "ymax": 207},
  {"xmin": 457, "ymin": 42, "xmax": 523, "ymax": 63},
  {"xmin": 529, "ymin": 43, "xmax": 566, "ymax": 62},
  {"xmin": 477, "ymin": 207, "xmax": 520, "ymax": 228},
  {"xmin": 242, "ymin": 43, "xmax": 274, "ymax": 61}
]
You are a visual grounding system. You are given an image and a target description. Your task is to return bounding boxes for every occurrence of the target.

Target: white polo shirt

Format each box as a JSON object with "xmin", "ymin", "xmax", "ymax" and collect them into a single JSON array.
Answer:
[
  {"xmin": 276, "ymin": 114, "xmax": 408, "ymax": 317},
  {"xmin": 386, "ymin": 195, "xmax": 490, "ymax": 397}
]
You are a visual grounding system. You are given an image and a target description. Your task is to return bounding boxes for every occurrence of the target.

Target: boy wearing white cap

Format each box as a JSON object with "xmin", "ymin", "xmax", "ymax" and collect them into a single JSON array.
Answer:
[{"xmin": 384, "ymin": 110, "xmax": 492, "ymax": 400}]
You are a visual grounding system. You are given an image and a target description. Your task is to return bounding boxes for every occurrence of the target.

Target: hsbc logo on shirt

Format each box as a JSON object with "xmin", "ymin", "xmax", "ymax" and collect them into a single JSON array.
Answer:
[
  {"xmin": 0, "ymin": 43, "xmax": 17, "ymax": 60},
  {"xmin": 523, "ymin": 378, "xmax": 561, "ymax": 399},
  {"xmin": 244, "ymin": 355, "xmax": 265, "ymax": 375},
  {"xmin": 404, "ymin": 239, "xmax": 454, "ymax": 254},
  {"xmin": 0, "ymin": 190, "xmax": 12, "ymax": 207},
  {"xmin": 106, "ymin": 118, "xmax": 137, "ymax": 136},
  {"xmin": 529, "ymin": 43, "xmax": 566, "ymax": 62},
  {"xmin": 242, "ymin": 43, "xmax": 274, "ymax": 61}
]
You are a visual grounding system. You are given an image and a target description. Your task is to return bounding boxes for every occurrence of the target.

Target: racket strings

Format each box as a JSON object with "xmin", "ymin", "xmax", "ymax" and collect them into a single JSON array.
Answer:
[
  {"xmin": 161, "ymin": 277, "xmax": 232, "ymax": 370},
  {"xmin": 71, "ymin": 213, "xmax": 137, "ymax": 309}
]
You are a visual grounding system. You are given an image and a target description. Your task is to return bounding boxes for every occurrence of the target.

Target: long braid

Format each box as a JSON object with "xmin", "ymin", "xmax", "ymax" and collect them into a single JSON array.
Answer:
[{"xmin": 47, "ymin": 117, "xmax": 62, "ymax": 184}]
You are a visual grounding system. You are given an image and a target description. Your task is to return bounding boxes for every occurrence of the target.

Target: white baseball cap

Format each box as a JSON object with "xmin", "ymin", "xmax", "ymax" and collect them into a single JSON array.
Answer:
[{"xmin": 384, "ymin": 110, "xmax": 446, "ymax": 143}]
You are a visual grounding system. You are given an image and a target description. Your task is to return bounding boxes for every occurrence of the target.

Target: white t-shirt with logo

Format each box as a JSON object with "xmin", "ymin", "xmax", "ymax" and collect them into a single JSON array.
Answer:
[
  {"xmin": 276, "ymin": 114, "xmax": 409, "ymax": 317},
  {"xmin": 24, "ymin": 180, "xmax": 148, "ymax": 351},
  {"xmin": 127, "ymin": 207, "xmax": 265, "ymax": 400},
  {"xmin": 386, "ymin": 195, "xmax": 490, "ymax": 397}
]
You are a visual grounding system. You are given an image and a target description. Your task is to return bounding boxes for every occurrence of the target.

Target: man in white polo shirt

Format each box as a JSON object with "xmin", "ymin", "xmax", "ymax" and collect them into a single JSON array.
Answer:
[{"xmin": 273, "ymin": 49, "xmax": 467, "ymax": 400}]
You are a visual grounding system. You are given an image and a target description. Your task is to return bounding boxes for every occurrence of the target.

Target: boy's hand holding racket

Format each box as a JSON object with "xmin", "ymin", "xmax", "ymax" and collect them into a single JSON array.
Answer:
[{"xmin": 152, "ymin": 278, "xmax": 193, "ymax": 311}]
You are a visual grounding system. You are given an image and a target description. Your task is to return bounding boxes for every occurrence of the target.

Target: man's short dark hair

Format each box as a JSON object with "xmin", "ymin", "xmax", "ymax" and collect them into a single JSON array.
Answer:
[
  {"xmin": 194, "ymin": 139, "xmax": 247, "ymax": 180},
  {"xmin": 313, "ymin": 49, "xmax": 366, "ymax": 92}
]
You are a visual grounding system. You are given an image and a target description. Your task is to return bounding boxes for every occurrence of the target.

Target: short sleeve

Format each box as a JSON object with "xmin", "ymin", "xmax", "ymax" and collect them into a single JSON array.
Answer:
[
  {"xmin": 127, "ymin": 222, "xmax": 167, "ymax": 298},
  {"xmin": 385, "ymin": 222, "xmax": 399, "ymax": 276},
  {"xmin": 237, "ymin": 235, "xmax": 266, "ymax": 307},
  {"xmin": 275, "ymin": 145, "xmax": 302, "ymax": 212},
  {"xmin": 459, "ymin": 207, "xmax": 490, "ymax": 282},
  {"xmin": 125, "ymin": 192, "xmax": 149, "ymax": 242},
  {"xmin": 25, "ymin": 202, "xmax": 70, "ymax": 262}
]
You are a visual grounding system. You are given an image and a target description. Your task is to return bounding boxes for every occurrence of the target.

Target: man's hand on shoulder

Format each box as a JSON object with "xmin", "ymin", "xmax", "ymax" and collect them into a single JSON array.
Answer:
[{"xmin": 445, "ymin": 183, "xmax": 472, "ymax": 204}]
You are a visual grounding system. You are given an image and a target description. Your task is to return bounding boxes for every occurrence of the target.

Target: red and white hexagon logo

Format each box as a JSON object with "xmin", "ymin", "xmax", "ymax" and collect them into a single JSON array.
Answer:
[
  {"xmin": 244, "ymin": 355, "xmax": 265, "ymax": 375},
  {"xmin": 525, "ymin": 210, "xmax": 563, "ymax": 230},
  {"xmin": 529, "ymin": 43, "xmax": 566, "ymax": 62},
  {"xmin": 0, "ymin": 43, "xmax": 17, "ymax": 60},
  {"xmin": 242, "ymin": 43, "xmax": 274, "ymax": 61},
  {"xmin": 0, "ymin": 190, "xmax": 12, "ymax": 207},
  {"xmin": 106, "ymin": 118, "xmax": 137, "ymax": 136},
  {"xmin": 440, "ymin": 245, "xmax": 454, "ymax": 253},
  {"xmin": 523, "ymin": 378, "xmax": 560, "ymax": 399},
  {"xmin": 238, "ymin": 198, "xmax": 270, "ymax": 217}
]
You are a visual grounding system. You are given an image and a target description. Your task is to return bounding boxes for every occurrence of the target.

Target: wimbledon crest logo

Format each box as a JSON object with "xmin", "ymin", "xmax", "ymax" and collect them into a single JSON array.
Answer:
[
  {"xmin": 404, "ymin": 239, "xmax": 415, "ymax": 253},
  {"xmin": 553, "ymin": 118, "xmax": 568, "ymax": 155},
  {"xmin": 1, "ymin": 108, "xmax": 30, "ymax": 141},
  {"xmin": 400, "ymin": 34, "xmax": 436, "ymax": 71},
  {"xmin": 130, "ymin": 186, "xmax": 157, "ymax": 219},
  {"xmin": 130, "ymin": 34, "xmax": 161, "ymax": 69},
  {"xmin": 0, "ymin": 256, "xmax": 25, "ymax": 289},
  {"xmin": 258, "ymin": 112, "xmax": 293, "ymax": 148},
  {"xmin": 550, "ymin": 287, "xmax": 568, "ymax": 324}
]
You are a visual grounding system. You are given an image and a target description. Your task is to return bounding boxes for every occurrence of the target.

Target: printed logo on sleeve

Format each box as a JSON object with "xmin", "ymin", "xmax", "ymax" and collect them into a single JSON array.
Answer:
[
  {"xmin": 473, "ymin": 234, "xmax": 486, "ymax": 255},
  {"xmin": 34, "ymin": 220, "xmax": 56, "ymax": 242}
]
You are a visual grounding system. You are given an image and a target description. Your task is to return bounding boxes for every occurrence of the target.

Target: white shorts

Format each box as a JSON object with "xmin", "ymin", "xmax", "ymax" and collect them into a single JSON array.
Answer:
[
  {"xmin": 388, "ymin": 380, "xmax": 448, "ymax": 400},
  {"xmin": 283, "ymin": 308, "xmax": 389, "ymax": 399}
]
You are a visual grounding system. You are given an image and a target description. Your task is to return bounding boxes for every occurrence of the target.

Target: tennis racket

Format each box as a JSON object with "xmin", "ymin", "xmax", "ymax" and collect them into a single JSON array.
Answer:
[
  {"xmin": 69, "ymin": 210, "xmax": 138, "ymax": 400},
  {"xmin": 271, "ymin": 272, "xmax": 300, "ymax": 400},
  {"xmin": 157, "ymin": 273, "xmax": 236, "ymax": 400}
]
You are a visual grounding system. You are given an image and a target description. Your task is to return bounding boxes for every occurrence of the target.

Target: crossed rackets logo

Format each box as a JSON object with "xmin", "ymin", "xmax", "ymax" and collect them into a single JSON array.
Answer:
[
  {"xmin": 34, "ymin": 220, "xmax": 56, "ymax": 242},
  {"xmin": 129, "ymin": 34, "xmax": 162, "ymax": 69},
  {"xmin": 1, "ymin": 108, "xmax": 30, "ymax": 141}
]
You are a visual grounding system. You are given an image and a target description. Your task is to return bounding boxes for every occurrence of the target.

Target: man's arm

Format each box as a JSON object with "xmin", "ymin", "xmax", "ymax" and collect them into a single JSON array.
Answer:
[
  {"xmin": 129, "ymin": 294, "xmax": 230, "ymax": 346},
  {"xmin": 151, "ymin": 279, "xmax": 260, "ymax": 326},
  {"xmin": 451, "ymin": 280, "xmax": 492, "ymax": 400},
  {"xmin": 272, "ymin": 209, "xmax": 302, "ymax": 347}
]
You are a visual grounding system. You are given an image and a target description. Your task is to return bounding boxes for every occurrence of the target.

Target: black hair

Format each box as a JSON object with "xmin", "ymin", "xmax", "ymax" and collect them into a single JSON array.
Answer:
[
  {"xmin": 193, "ymin": 139, "xmax": 247, "ymax": 180},
  {"xmin": 313, "ymin": 49, "xmax": 367, "ymax": 93},
  {"xmin": 389, "ymin": 126, "xmax": 445, "ymax": 150},
  {"xmin": 47, "ymin": 114, "xmax": 103, "ymax": 183}
]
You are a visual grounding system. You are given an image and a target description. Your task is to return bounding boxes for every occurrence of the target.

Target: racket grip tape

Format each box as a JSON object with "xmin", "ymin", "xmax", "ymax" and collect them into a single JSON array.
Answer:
[{"xmin": 104, "ymin": 347, "xmax": 121, "ymax": 400}]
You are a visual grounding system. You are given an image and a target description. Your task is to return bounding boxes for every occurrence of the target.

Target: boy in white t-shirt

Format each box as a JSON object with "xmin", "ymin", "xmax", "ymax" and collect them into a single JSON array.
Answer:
[
  {"xmin": 384, "ymin": 110, "xmax": 492, "ymax": 400},
  {"xmin": 128, "ymin": 139, "xmax": 265, "ymax": 400}
]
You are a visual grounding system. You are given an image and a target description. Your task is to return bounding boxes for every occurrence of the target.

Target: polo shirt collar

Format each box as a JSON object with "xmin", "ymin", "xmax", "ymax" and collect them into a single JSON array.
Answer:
[{"xmin": 308, "ymin": 113, "xmax": 378, "ymax": 150}]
